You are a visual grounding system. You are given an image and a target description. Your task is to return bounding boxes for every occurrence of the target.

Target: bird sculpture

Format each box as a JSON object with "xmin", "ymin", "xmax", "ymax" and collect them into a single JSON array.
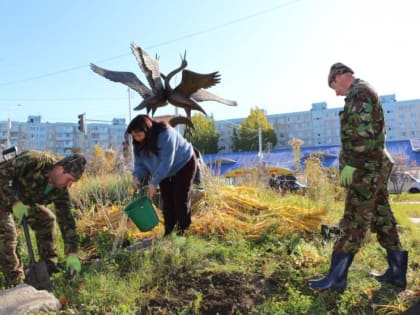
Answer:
[
  {"xmin": 156, "ymin": 52, "xmax": 211, "ymax": 117},
  {"xmin": 130, "ymin": 43, "xmax": 168, "ymax": 114},
  {"xmin": 90, "ymin": 43, "xmax": 166, "ymax": 116},
  {"xmin": 167, "ymin": 53, "xmax": 238, "ymax": 116},
  {"xmin": 152, "ymin": 114, "xmax": 195, "ymax": 130},
  {"xmin": 90, "ymin": 42, "xmax": 237, "ymax": 118}
]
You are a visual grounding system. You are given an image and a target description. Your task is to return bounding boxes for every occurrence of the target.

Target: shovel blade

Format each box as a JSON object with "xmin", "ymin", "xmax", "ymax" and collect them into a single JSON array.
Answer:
[{"xmin": 24, "ymin": 261, "xmax": 53, "ymax": 291}]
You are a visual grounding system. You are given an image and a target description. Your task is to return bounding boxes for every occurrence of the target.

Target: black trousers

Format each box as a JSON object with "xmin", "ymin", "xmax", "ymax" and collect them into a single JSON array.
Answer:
[{"xmin": 159, "ymin": 155, "xmax": 197, "ymax": 235}]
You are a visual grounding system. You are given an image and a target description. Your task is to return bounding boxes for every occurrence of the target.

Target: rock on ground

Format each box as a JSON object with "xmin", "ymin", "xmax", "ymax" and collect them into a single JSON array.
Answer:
[{"xmin": 0, "ymin": 283, "xmax": 60, "ymax": 315}]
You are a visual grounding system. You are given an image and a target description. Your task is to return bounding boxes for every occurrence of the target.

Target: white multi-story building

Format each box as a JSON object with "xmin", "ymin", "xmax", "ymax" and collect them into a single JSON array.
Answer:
[
  {"xmin": 0, "ymin": 115, "xmax": 126, "ymax": 156},
  {"xmin": 216, "ymin": 94, "xmax": 420, "ymax": 152}
]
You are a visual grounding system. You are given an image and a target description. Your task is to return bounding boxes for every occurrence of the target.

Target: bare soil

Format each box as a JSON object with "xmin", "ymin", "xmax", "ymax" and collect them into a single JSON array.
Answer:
[{"xmin": 144, "ymin": 271, "xmax": 267, "ymax": 315}]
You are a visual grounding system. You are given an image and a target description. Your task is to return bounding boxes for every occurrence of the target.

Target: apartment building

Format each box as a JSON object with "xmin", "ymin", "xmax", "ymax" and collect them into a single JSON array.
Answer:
[
  {"xmin": 0, "ymin": 115, "xmax": 126, "ymax": 155},
  {"xmin": 216, "ymin": 94, "xmax": 420, "ymax": 152},
  {"xmin": 2, "ymin": 93, "xmax": 420, "ymax": 155}
]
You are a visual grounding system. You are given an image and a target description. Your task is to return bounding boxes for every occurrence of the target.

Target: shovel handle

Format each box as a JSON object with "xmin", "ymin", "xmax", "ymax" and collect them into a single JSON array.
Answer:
[
  {"xmin": 9, "ymin": 161, "xmax": 37, "ymax": 265},
  {"xmin": 22, "ymin": 216, "xmax": 36, "ymax": 264}
]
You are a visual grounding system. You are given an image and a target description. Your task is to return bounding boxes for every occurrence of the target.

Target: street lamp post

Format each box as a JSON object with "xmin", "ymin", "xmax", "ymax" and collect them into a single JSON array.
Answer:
[
  {"xmin": 6, "ymin": 117, "xmax": 11, "ymax": 148},
  {"xmin": 128, "ymin": 88, "xmax": 132, "ymax": 122},
  {"xmin": 257, "ymin": 120, "xmax": 265, "ymax": 178}
]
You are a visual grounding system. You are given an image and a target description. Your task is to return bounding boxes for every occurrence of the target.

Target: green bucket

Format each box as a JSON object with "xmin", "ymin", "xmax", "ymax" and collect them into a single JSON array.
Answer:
[{"xmin": 124, "ymin": 196, "xmax": 159, "ymax": 232}]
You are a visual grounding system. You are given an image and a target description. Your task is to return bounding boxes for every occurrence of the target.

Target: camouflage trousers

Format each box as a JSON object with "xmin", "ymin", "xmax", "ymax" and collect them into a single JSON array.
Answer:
[
  {"xmin": 0, "ymin": 203, "xmax": 57, "ymax": 287},
  {"xmin": 334, "ymin": 159, "xmax": 402, "ymax": 254}
]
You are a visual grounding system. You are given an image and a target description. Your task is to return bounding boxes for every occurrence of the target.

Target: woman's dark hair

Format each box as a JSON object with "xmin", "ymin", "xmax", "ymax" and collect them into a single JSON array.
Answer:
[{"xmin": 126, "ymin": 114, "xmax": 168, "ymax": 155}]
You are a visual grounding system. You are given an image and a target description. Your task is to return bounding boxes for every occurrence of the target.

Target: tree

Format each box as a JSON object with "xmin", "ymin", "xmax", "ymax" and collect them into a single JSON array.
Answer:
[
  {"xmin": 389, "ymin": 153, "xmax": 409, "ymax": 194},
  {"xmin": 232, "ymin": 107, "xmax": 277, "ymax": 152},
  {"xmin": 185, "ymin": 114, "xmax": 219, "ymax": 154}
]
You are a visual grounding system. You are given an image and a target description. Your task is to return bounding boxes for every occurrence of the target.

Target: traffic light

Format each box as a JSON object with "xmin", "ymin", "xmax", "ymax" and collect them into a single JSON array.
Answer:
[{"xmin": 77, "ymin": 113, "xmax": 86, "ymax": 133}]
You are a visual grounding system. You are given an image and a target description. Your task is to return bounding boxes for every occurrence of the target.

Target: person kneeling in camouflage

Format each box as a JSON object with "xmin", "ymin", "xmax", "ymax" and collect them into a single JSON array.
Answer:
[{"xmin": 0, "ymin": 150, "xmax": 86, "ymax": 288}]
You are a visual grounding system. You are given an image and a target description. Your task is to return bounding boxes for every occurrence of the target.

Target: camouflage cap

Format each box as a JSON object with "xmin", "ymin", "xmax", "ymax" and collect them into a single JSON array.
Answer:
[
  {"xmin": 328, "ymin": 62, "xmax": 354, "ymax": 86},
  {"xmin": 56, "ymin": 153, "xmax": 86, "ymax": 180}
]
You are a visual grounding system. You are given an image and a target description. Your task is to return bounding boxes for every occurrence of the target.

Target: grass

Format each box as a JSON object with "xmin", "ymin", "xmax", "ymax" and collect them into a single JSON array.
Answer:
[
  {"xmin": 390, "ymin": 193, "xmax": 420, "ymax": 218},
  {"xmin": 390, "ymin": 191, "xmax": 420, "ymax": 202},
  {"xmin": 2, "ymin": 161, "xmax": 419, "ymax": 315}
]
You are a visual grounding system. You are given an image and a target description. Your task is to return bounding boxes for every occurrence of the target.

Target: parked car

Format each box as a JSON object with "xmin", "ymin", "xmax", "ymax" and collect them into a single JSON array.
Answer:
[
  {"xmin": 276, "ymin": 174, "xmax": 307, "ymax": 193},
  {"xmin": 388, "ymin": 172, "xmax": 420, "ymax": 194}
]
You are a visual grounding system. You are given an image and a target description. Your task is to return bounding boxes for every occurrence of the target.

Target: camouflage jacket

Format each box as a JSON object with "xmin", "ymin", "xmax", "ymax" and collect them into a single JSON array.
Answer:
[
  {"xmin": 0, "ymin": 150, "xmax": 79, "ymax": 253},
  {"xmin": 339, "ymin": 78, "xmax": 387, "ymax": 171}
]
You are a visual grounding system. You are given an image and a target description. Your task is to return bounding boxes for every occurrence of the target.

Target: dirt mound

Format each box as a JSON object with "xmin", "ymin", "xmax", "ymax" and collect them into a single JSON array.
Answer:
[{"xmin": 146, "ymin": 271, "xmax": 266, "ymax": 314}]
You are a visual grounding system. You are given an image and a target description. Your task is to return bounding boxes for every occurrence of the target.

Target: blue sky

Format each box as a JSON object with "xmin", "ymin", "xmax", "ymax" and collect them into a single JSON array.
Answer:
[{"xmin": 1, "ymin": 0, "xmax": 420, "ymax": 124}]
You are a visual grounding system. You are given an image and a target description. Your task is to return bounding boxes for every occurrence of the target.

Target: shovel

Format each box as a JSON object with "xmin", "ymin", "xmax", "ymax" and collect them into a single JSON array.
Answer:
[{"xmin": 21, "ymin": 215, "xmax": 53, "ymax": 291}]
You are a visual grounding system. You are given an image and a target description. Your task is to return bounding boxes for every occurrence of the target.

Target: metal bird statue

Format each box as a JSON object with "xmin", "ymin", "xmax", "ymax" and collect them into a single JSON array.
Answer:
[
  {"xmin": 146, "ymin": 51, "xmax": 237, "ymax": 118},
  {"xmin": 159, "ymin": 52, "xmax": 210, "ymax": 118},
  {"xmin": 90, "ymin": 42, "xmax": 237, "ymax": 118},
  {"xmin": 152, "ymin": 114, "xmax": 195, "ymax": 130},
  {"xmin": 167, "ymin": 53, "xmax": 237, "ymax": 114}
]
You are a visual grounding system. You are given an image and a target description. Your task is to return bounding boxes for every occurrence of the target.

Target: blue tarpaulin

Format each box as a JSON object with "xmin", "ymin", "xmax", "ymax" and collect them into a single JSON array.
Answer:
[{"xmin": 203, "ymin": 140, "xmax": 420, "ymax": 176}]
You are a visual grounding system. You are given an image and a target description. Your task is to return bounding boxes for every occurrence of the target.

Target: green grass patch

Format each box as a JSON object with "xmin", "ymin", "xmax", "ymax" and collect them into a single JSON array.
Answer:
[{"xmin": 4, "ymin": 169, "xmax": 419, "ymax": 315}]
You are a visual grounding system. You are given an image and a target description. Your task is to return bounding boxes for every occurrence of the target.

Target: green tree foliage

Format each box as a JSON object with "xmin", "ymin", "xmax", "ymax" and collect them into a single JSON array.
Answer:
[
  {"xmin": 89, "ymin": 145, "xmax": 118, "ymax": 176},
  {"xmin": 186, "ymin": 114, "xmax": 220, "ymax": 154},
  {"xmin": 232, "ymin": 107, "xmax": 277, "ymax": 152}
]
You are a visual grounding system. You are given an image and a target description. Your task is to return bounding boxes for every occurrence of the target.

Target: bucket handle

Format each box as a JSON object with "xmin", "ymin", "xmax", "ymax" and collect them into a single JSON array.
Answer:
[
  {"xmin": 134, "ymin": 183, "xmax": 150, "ymax": 200},
  {"xmin": 133, "ymin": 189, "xmax": 142, "ymax": 201},
  {"xmin": 130, "ymin": 185, "xmax": 157, "ymax": 212}
]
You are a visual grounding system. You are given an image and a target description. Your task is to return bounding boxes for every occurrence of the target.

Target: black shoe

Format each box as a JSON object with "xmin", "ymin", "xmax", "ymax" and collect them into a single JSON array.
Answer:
[
  {"xmin": 309, "ymin": 251, "xmax": 354, "ymax": 291},
  {"xmin": 371, "ymin": 249, "xmax": 408, "ymax": 289}
]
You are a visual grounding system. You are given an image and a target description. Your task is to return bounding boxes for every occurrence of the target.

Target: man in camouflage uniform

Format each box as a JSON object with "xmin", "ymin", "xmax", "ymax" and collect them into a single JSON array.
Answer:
[
  {"xmin": 308, "ymin": 63, "xmax": 408, "ymax": 291},
  {"xmin": 0, "ymin": 150, "xmax": 86, "ymax": 288}
]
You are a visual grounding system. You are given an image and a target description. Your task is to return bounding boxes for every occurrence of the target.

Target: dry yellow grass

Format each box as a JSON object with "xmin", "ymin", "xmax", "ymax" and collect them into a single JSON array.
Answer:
[
  {"xmin": 190, "ymin": 184, "xmax": 327, "ymax": 239},
  {"xmin": 76, "ymin": 182, "xmax": 328, "ymax": 258}
]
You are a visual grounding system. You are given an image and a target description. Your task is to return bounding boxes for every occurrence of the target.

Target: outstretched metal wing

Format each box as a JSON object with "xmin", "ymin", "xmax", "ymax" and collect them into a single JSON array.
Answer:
[
  {"xmin": 191, "ymin": 89, "xmax": 237, "ymax": 106},
  {"xmin": 90, "ymin": 63, "xmax": 151, "ymax": 98},
  {"xmin": 174, "ymin": 70, "xmax": 221, "ymax": 97},
  {"xmin": 130, "ymin": 42, "xmax": 164, "ymax": 94}
]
